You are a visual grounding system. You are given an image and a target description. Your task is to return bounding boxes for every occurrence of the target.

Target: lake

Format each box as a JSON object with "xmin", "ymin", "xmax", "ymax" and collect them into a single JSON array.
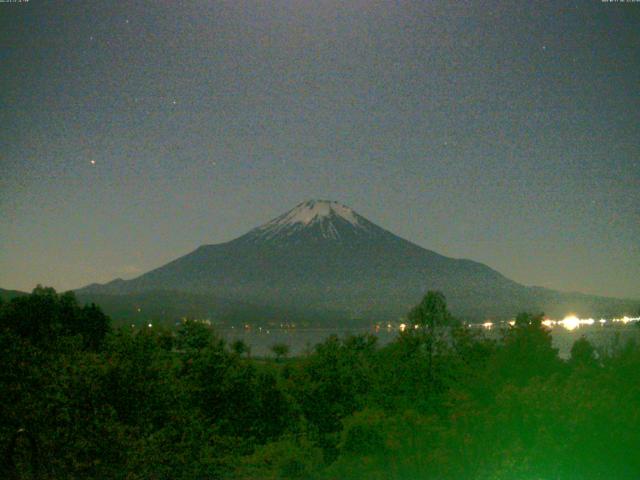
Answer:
[{"xmin": 219, "ymin": 319, "xmax": 640, "ymax": 359}]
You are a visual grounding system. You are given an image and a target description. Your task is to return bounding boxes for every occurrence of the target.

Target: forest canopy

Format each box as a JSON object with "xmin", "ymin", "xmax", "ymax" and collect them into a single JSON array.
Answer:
[{"xmin": 1, "ymin": 288, "xmax": 640, "ymax": 479}]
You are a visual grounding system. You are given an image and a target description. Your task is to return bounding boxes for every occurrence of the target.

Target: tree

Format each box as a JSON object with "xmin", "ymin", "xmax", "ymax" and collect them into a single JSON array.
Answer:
[
  {"xmin": 0, "ymin": 286, "xmax": 110, "ymax": 350},
  {"xmin": 176, "ymin": 319, "xmax": 218, "ymax": 352},
  {"xmin": 491, "ymin": 312, "xmax": 560, "ymax": 385},
  {"xmin": 271, "ymin": 343, "xmax": 290, "ymax": 362},
  {"xmin": 0, "ymin": 285, "xmax": 62, "ymax": 346},
  {"xmin": 405, "ymin": 291, "xmax": 455, "ymax": 387},
  {"xmin": 231, "ymin": 339, "xmax": 251, "ymax": 358},
  {"xmin": 77, "ymin": 303, "xmax": 111, "ymax": 350},
  {"xmin": 570, "ymin": 336, "xmax": 597, "ymax": 367},
  {"xmin": 407, "ymin": 291, "xmax": 454, "ymax": 332}
]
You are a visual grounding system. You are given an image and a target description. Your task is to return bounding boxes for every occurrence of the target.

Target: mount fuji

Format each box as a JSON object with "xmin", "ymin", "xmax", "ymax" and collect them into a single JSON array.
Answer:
[{"xmin": 77, "ymin": 200, "xmax": 636, "ymax": 324}]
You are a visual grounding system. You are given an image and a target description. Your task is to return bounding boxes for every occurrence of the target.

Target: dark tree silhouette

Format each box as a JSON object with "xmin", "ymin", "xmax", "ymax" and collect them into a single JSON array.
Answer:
[
  {"xmin": 492, "ymin": 312, "xmax": 560, "ymax": 384},
  {"xmin": 176, "ymin": 319, "xmax": 218, "ymax": 352},
  {"xmin": 231, "ymin": 339, "xmax": 251, "ymax": 357},
  {"xmin": 570, "ymin": 336, "xmax": 597, "ymax": 367},
  {"xmin": 271, "ymin": 343, "xmax": 290, "ymax": 362},
  {"xmin": 0, "ymin": 286, "xmax": 110, "ymax": 350},
  {"xmin": 2, "ymin": 286, "xmax": 639, "ymax": 479},
  {"xmin": 407, "ymin": 290, "xmax": 454, "ymax": 332},
  {"xmin": 405, "ymin": 291, "xmax": 455, "ymax": 385}
]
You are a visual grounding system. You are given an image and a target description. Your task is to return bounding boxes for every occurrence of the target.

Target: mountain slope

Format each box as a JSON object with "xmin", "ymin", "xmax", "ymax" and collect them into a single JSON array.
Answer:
[
  {"xmin": 78, "ymin": 200, "xmax": 637, "ymax": 323},
  {"xmin": 0, "ymin": 288, "xmax": 28, "ymax": 302}
]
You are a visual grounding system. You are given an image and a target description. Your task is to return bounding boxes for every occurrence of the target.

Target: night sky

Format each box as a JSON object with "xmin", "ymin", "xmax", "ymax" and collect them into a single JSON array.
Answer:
[{"xmin": 1, "ymin": 1, "xmax": 638, "ymax": 299}]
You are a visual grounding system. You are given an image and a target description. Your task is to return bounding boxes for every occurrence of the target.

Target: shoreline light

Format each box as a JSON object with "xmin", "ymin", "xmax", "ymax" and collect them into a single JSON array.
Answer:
[{"xmin": 559, "ymin": 315, "xmax": 580, "ymax": 331}]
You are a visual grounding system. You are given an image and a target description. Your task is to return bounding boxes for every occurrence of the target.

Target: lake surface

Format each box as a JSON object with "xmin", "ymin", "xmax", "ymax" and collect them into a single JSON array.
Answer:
[{"xmin": 219, "ymin": 322, "xmax": 640, "ymax": 359}]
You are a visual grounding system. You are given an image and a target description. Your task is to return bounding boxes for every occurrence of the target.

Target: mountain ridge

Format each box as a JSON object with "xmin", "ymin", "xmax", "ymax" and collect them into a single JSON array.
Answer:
[{"xmin": 77, "ymin": 200, "xmax": 638, "ymax": 323}]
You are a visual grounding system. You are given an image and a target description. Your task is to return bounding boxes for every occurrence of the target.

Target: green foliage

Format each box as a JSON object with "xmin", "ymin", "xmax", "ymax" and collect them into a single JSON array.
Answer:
[
  {"xmin": 489, "ymin": 312, "xmax": 561, "ymax": 385},
  {"xmin": 231, "ymin": 338, "xmax": 251, "ymax": 357},
  {"xmin": 235, "ymin": 436, "xmax": 323, "ymax": 480},
  {"xmin": 407, "ymin": 290, "xmax": 454, "ymax": 330},
  {"xmin": 339, "ymin": 409, "xmax": 388, "ymax": 456},
  {"xmin": 570, "ymin": 335, "xmax": 598, "ymax": 367},
  {"xmin": 271, "ymin": 342, "xmax": 290, "ymax": 361},
  {"xmin": 2, "ymin": 289, "xmax": 640, "ymax": 479},
  {"xmin": 380, "ymin": 291, "xmax": 461, "ymax": 411},
  {"xmin": 289, "ymin": 334, "xmax": 378, "ymax": 440},
  {"xmin": 0, "ymin": 285, "xmax": 110, "ymax": 350},
  {"xmin": 176, "ymin": 318, "xmax": 220, "ymax": 352}
]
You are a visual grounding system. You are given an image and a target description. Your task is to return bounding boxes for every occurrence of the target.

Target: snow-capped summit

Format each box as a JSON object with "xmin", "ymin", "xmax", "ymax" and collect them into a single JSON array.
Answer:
[
  {"xmin": 270, "ymin": 200, "xmax": 359, "ymax": 227},
  {"xmin": 249, "ymin": 200, "xmax": 377, "ymax": 241}
]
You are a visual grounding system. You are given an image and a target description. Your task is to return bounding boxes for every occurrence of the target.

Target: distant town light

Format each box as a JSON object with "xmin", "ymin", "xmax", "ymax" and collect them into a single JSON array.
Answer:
[{"xmin": 560, "ymin": 315, "xmax": 580, "ymax": 331}]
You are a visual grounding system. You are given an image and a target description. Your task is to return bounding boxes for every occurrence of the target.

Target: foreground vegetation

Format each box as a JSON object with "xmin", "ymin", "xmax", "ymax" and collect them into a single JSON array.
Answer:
[{"xmin": 1, "ymin": 288, "xmax": 639, "ymax": 479}]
